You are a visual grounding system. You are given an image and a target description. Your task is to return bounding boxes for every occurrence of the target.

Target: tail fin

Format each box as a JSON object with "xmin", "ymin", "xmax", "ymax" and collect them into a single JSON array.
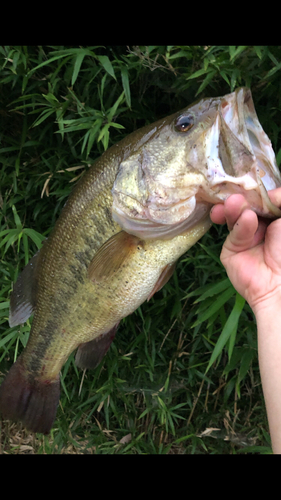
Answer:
[{"xmin": 0, "ymin": 355, "xmax": 60, "ymax": 434}]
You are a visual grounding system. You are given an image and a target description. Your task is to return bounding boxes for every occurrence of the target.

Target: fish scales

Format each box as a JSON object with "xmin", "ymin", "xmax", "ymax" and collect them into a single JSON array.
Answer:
[{"xmin": 1, "ymin": 87, "xmax": 281, "ymax": 433}]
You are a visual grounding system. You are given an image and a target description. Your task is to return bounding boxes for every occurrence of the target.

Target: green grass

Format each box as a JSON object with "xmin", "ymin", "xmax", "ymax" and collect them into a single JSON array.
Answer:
[{"xmin": 1, "ymin": 45, "xmax": 280, "ymax": 454}]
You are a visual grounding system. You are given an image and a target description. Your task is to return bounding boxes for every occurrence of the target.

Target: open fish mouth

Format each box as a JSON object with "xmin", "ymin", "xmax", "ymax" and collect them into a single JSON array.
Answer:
[
  {"xmin": 204, "ymin": 87, "xmax": 281, "ymax": 216},
  {"xmin": 112, "ymin": 87, "xmax": 281, "ymax": 240}
]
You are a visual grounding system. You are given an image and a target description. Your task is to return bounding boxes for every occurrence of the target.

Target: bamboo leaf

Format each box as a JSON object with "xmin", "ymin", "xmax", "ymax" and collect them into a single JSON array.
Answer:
[
  {"xmin": 31, "ymin": 108, "xmax": 55, "ymax": 128},
  {"xmin": 121, "ymin": 66, "xmax": 131, "ymax": 108},
  {"xmin": 229, "ymin": 45, "xmax": 247, "ymax": 61},
  {"xmin": 238, "ymin": 349, "xmax": 254, "ymax": 383},
  {"xmin": 0, "ymin": 301, "xmax": 9, "ymax": 310},
  {"xmin": 205, "ymin": 293, "xmax": 245, "ymax": 373},
  {"xmin": 97, "ymin": 55, "xmax": 116, "ymax": 80},
  {"xmin": 187, "ymin": 67, "xmax": 207, "ymax": 80},
  {"xmin": 107, "ymin": 91, "xmax": 125, "ymax": 122},
  {"xmin": 194, "ymin": 278, "xmax": 231, "ymax": 303},
  {"xmin": 0, "ymin": 229, "xmax": 20, "ymax": 251},
  {"xmin": 72, "ymin": 51, "xmax": 86, "ymax": 86},
  {"xmin": 254, "ymin": 46, "xmax": 263, "ymax": 60},
  {"xmin": 27, "ymin": 54, "xmax": 73, "ymax": 77},
  {"xmin": 192, "ymin": 285, "xmax": 235, "ymax": 327},
  {"xmin": 195, "ymin": 69, "xmax": 216, "ymax": 96},
  {"xmin": 12, "ymin": 205, "xmax": 22, "ymax": 230},
  {"xmin": 23, "ymin": 228, "xmax": 45, "ymax": 249},
  {"xmin": 86, "ymin": 123, "xmax": 102, "ymax": 157}
]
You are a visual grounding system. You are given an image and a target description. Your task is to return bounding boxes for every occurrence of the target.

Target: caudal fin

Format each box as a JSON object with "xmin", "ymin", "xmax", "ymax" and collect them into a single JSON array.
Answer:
[{"xmin": 0, "ymin": 355, "xmax": 60, "ymax": 434}]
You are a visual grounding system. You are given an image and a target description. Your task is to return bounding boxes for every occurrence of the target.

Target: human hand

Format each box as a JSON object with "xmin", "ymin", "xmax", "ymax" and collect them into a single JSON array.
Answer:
[{"xmin": 210, "ymin": 189, "xmax": 281, "ymax": 314}]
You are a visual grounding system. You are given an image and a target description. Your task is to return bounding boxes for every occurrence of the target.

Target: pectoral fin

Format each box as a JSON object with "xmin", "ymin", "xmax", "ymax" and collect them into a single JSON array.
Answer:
[
  {"xmin": 9, "ymin": 250, "xmax": 40, "ymax": 327},
  {"xmin": 75, "ymin": 323, "xmax": 119, "ymax": 370},
  {"xmin": 147, "ymin": 262, "xmax": 177, "ymax": 301},
  {"xmin": 87, "ymin": 231, "xmax": 143, "ymax": 283}
]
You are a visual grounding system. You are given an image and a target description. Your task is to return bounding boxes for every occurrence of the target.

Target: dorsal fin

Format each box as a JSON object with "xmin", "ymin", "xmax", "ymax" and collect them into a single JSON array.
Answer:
[{"xmin": 9, "ymin": 250, "xmax": 40, "ymax": 327}]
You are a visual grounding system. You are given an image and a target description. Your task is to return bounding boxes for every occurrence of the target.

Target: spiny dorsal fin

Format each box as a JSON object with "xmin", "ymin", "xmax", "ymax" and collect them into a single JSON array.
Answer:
[
  {"xmin": 87, "ymin": 231, "xmax": 143, "ymax": 283},
  {"xmin": 9, "ymin": 250, "xmax": 40, "ymax": 327}
]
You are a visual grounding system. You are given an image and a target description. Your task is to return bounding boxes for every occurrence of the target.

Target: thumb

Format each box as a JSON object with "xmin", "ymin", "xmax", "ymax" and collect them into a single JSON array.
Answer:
[{"xmin": 224, "ymin": 209, "xmax": 266, "ymax": 254}]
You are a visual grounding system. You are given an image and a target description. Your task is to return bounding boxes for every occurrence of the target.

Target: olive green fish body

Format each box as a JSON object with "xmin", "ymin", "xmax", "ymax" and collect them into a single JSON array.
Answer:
[
  {"xmin": 1, "ymin": 87, "xmax": 281, "ymax": 433},
  {"xmin": 18, "ymin": 118, "xmax": 170, "ymax": 381}
]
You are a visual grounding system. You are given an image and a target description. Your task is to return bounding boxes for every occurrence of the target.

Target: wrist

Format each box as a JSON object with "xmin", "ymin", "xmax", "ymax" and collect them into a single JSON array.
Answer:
[{"xmin": 251, "ymin": 287, "xmax": 281, "ymax": 320}]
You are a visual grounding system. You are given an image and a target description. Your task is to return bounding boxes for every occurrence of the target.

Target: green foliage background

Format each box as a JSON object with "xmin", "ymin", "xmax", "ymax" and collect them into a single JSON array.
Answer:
[{"xmin": 1, "ymin": 45, "xmax": 280, "ymax": 454}]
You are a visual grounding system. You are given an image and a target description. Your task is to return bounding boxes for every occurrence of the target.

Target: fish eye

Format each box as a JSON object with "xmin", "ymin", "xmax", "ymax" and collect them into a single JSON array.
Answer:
[{"xmin": 174, "ymin": 114, "xmax": 194, "ymax": 133}]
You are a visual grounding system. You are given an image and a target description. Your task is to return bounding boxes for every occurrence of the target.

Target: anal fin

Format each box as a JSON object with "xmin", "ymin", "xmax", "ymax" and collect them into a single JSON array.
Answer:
[{"xmin": 75, "ymin": 323, "xmax": 119, "ymax": 370}]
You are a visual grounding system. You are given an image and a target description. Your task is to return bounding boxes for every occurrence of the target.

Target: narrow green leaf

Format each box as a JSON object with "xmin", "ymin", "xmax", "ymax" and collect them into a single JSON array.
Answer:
[
  {"xmin": 229, "ymin": 46, "xmax": 236, "ymax": 60},
  {"xmin": 220, "ymin": 70, "xmax": 230, "ymax": 86},
  {"xmin": 263, "ymin": 61, "xmax": 281, "ymax": 80},
  {"xmin": 109, "ymin": 122, "xmax": 125, "ymax": 129},
  {"xmin": 32, "ymin": 108, "xmax": 55, "ymax": 128},
  {"xmin": 227, "ymin": 320, "xmax": 237, "ymax": 361},
  {"xmin": 187, "ymin": 68, "xmax": 207, "ymax": 80},
  {"xmin": 72, "ymin": 52, "xmax": 86, "ymax": 86},
  {"xmin": 205, "ymin": 293, "xmax": 245, "ymax": 373},
  {"xmin": 86, "ymin": 124, "xmax": 101, "ymax": 157},
  {"xmin": 0, "ymin": 228, "xmax": 14, "ymax": 238},
  {"xmin": 121, "ymin": 66, "xmax": 131, "ymax": 108},
  {"xmin": 107, "ymin": 91, "xmax": 125, "ymax": 122},
  {"xmin": 198, "ymin": 243, "xmax": 222, "ymax": 265},
  {"xmin": 229, "ymin": 45, "xmax": 247, "ymax": 61},
  {"xmin": 98, "ymin": 124, "xmax": 110, "ymax": 150},
  {"xmin": 195, "ymin": 70, "xmax": 216, "ymax": 96},
  {"xmin": 5, "ymin": 232, "xmax": 21, "ymax": 253},
  {"xmin": 42, "ymin": 93, "xmax": 59, "ymax": 104},
  {"xmin": 22, "ymin": 232, "xmax": 29, "ymax": 265},
  {"xmin": 0, "ymin": 229, "xmax": 20, "ymax": 250},
  {"xmin": 230, "ymin": 68, "xmax": 240, "ymax": 92},
  {"xmin": 97, "ymin": 123, "xmax": 110, "ymax": 143},
  {"xmin": 194, "ymin": 278, "xmax": 231, "ymax": 303},
  {"xmin": 192, "ymin": 285, "xmax": 235, "ymax": 327},
  {"xmin": 26, "ymin": 54, "xmax": 73, "ymax": 77},
  {"xmin": 23, "ymin": 228, "xmax": 45, "ymax": 249},
  {"xmin": 238, "ymin": 349, "xmax": 254, "ymax": 383},
  {"xmin": 267, "ymin": 51, "xmax": 279, "ymax": 67},
  {"xmin": 12, "ymin": 205, "xmax": 22, "ymax": 230},
  {"xmin": 81, "ymin": 129, "xmax": 91, "ymax": 156},
  {"xmin": 57, "ymin": 122, "xmax": 93, "ymax": 134},
  {"xmin": 0, "ymin": 301, "xmax": 9, "ymax": 310},
  {"xmin": 97, "ymin": 55, "xmax": 116, "ymax": 80},
  {"xmin": 0, "ymin": 330, "xmax": 17, "ymax": 349},
  {"xmin": 254, "ymin": 46, "xmax": 263, "ymax": 60}
]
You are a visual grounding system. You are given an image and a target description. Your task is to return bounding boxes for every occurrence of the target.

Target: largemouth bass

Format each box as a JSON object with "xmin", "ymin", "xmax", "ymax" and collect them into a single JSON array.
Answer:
[{"xmin": 0, "ymin": 87, "xmax": 280, "ymax": 434}]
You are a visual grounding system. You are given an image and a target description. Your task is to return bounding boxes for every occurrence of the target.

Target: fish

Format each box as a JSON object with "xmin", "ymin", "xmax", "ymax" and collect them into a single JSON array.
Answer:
[{"xmin": 0, "ymin": 87, "xmax": 281, "ymax": 434}]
